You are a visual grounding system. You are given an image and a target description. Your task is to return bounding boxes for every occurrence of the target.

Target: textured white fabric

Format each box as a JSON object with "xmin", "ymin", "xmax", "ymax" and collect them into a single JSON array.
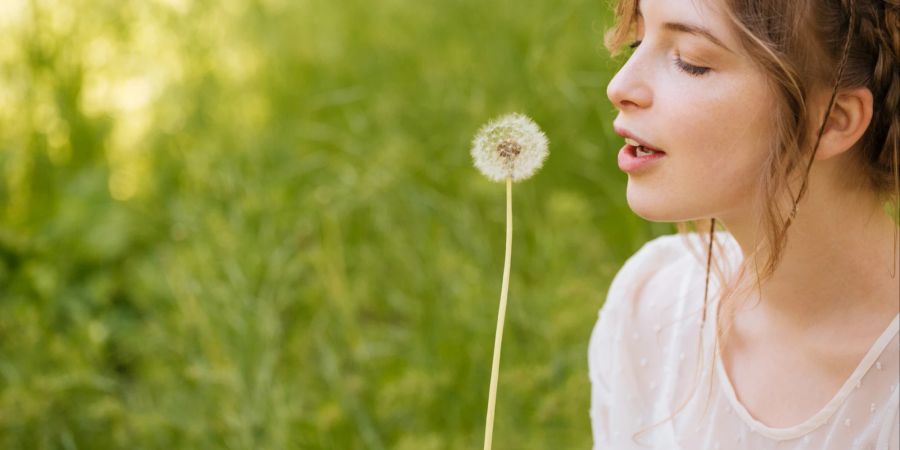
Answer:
[{"xmin": 588, "ymin": 232, "xmax": 900, "ymax": 450}]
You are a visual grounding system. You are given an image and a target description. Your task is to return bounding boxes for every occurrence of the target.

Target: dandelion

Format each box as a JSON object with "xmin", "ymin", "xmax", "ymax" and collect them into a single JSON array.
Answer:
[
  {"xmin": 472, "ymin": 112, "xmax": 548, "ymax": 450},
  {"xmin": 471, "ymin": 112, "xmax": 549, "ymax": 182}
]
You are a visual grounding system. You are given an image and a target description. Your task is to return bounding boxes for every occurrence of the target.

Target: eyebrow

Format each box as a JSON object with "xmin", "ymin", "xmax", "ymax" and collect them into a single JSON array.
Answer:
[
  {"xmin": 636, "ymin": 10, "xmax": 734, "ymax": 54},
  {"xmin": 662, "ymin": 21, "xmax": 733, "ymax": 53}
]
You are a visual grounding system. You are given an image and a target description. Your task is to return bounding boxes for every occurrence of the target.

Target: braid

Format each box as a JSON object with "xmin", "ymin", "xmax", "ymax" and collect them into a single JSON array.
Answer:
[
  {"xmin": 858, "ymin": 0, "xmax": 900, "ymax": 194},
  {"xmin": 880, "ymin": 0, "xmax": 899, "ymax": 276},
  {"xmin": 859, "ymin": 0, "xmax": 900, "ymax": 275}
]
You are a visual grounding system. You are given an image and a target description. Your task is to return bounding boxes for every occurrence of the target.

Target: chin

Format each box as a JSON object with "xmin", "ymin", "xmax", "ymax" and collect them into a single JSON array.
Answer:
[
  {"xmin": 629, "ymin": 204, "xmax": 683, "ymax": 222},
  {"xmin": 625, "ymin": 184, "xmax": 693, "ymax": 222}
]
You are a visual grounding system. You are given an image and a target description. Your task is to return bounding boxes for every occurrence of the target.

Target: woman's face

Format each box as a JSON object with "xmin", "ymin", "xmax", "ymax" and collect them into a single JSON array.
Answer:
[{"xmin": 607, "ymin": 0, "xmax": 774, "ymax": 222}]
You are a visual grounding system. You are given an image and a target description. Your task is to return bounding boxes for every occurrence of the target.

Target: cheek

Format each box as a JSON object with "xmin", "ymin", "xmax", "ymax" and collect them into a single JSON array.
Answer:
[
  {"xmin": 677, "ymin": 77, "xmax": 771, "ymax": 185},
  {"xmin": 626, "ymin": 75, "xmax": 773, "ymax": 221}
]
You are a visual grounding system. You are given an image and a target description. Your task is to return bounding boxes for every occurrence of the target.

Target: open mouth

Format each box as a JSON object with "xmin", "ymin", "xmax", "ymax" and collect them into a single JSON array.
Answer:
[{"xmin": 624, "ymin": 137, "xmax": 664, "ymax": 156}]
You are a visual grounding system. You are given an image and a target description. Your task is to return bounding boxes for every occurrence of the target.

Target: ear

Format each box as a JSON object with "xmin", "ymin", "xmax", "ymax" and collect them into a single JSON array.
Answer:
[{"xmin": 813, "ymin": 87, "xmax": 873, "ymax": 160}]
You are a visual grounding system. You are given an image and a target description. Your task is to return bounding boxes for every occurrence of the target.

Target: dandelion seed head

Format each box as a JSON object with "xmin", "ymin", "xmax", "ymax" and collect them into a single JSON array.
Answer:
[{"xmin": 471, "ymin": 112, "xmax": 549, "ymax": 182}]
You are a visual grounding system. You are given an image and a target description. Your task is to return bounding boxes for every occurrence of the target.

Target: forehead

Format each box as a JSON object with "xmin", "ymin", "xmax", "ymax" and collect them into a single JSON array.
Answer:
[
  {"xmin": 637, "ymin": 0, "xmax": 725, "ymax": 23},
  {"xmin": 636, "ymin": 0, "xmax": 738, "ymax": 50}
]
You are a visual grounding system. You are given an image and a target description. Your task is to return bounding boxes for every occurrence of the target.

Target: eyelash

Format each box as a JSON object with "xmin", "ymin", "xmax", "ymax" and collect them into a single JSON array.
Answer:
[{"xmin": 627, "ymin": 40, "xmax": 712, "ymax": 77}]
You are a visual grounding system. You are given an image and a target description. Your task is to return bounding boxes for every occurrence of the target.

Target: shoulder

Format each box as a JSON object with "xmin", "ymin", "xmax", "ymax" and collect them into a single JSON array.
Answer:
[
  {"xmin": 604, "ymin": 233, "xmax": 697, "ymax": 311},
  {"xmin": 589, "ymin": 231, "xmax": 741, "ymax": 406},
  {"xmin": 607, "ymin": 232, "xmax": 741, "ymax": 301},
  {"xmin": 594, "ymin": 230, "xmax": 741, "ymax": 328},
  {"xmin": 589, "ymin": 233, "xmax": 722, "ymax": 405}
]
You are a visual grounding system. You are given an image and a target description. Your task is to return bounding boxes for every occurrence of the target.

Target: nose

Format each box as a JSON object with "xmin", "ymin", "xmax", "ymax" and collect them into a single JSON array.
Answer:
[{"xmin": 606, "ymin": 56, "xmax": 652, "ymax": 111}]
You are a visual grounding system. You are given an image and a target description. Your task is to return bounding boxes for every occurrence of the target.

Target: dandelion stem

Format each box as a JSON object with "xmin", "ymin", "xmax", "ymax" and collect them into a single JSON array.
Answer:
[{"xmin": 484, "ymin": 176, "xmax": 513, "ymax": 450}]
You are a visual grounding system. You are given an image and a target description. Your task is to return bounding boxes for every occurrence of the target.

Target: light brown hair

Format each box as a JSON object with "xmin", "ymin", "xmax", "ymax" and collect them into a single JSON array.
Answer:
[{"xmin": 603, "ymin": 0, "xmax": 900, "ymax": 445}]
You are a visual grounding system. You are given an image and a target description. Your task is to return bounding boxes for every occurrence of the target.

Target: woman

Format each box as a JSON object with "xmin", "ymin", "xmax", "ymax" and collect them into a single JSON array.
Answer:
[{"xmin": 588, "ymin": 0, "xmax": 899, "ymax": 448}]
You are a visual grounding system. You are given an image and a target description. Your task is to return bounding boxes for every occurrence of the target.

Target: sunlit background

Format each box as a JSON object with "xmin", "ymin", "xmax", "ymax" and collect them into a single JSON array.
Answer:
[{"xmin": 0, "ymin": 0, "xmax": 674, "ymax": 448}]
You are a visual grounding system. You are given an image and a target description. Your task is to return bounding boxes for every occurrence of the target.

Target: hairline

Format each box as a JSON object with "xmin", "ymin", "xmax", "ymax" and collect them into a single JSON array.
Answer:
[{"xmin": 635, "ymin": 0, "xmax": 735, "ymax": 54}]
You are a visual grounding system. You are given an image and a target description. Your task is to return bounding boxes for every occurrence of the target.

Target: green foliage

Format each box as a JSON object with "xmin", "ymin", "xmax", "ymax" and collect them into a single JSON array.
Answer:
[{"xmin": 0, "ymin": 0, "xmax": 672, "ymax": 448}]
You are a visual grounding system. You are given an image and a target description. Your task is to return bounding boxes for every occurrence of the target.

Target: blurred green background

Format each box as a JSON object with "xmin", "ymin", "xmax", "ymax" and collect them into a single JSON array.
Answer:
[{"xmin": 0, "ymin": 0, "xmax": 674, "ymax": 448}]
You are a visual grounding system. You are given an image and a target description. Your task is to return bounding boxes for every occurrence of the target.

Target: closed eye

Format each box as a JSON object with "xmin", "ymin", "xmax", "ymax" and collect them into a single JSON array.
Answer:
[
  {"xmin": 673, "ymin": 56, "xmax": 710, "ymax": 76},
  {"xmin": 627, "ymin": 40, "xmax": 712, "ymax": 77}
]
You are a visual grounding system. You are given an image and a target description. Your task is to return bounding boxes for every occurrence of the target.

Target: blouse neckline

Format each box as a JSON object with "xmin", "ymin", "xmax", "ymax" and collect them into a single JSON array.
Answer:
[{"xmin": 712, "ymin": 298, "xmax": 900, "ymax": 440}]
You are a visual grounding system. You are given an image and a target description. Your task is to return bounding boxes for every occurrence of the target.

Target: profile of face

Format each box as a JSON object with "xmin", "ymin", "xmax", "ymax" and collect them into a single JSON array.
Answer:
[{"xmin": 607, "ymin": 0, "xmax": 775, "ymax": 223}]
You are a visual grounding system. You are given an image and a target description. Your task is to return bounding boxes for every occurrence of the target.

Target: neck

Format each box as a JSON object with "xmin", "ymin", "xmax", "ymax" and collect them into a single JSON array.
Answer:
[{"xmin": 719, "ymin": 168, "xmax": 899, "ymax": 333}]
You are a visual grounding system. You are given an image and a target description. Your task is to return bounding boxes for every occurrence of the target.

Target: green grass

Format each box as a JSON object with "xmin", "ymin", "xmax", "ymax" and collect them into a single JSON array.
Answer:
[{"xmin": 0, "ymin": 0, "xmax": 674, "ymax": 448}]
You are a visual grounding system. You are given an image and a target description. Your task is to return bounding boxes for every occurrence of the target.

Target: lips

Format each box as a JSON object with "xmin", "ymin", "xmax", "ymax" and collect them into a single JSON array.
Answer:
[
  {"xmin": 617, "ymin": 143, "xmax": 665, "ymax": 173},
  {"xmin": 613, "ymin": 125, "xmax": 665, "ymax": 153}
]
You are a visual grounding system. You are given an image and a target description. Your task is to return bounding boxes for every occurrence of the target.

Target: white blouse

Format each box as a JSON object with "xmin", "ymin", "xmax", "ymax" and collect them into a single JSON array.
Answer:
[{"xmin": 588, "ymin": 232, "xmax": 900, "ymax": 450}]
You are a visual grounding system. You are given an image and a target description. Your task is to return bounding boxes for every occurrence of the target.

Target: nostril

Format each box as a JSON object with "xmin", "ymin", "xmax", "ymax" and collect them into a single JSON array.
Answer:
[
  {"xmin": 614, "ymin": 93, "xmax": 650, "ymax": 111},
  {"xmin": 606, "ymin": 66, "xmax": 651, "ymax": 110}
]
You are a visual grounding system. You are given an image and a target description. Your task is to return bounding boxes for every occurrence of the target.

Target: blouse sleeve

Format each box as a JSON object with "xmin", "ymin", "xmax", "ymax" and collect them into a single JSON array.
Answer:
[
  {"xmin": 588, "ymin": 299, "xmax": 618, "ymax": 448},
  {"xmin": 588, "ymin": 234, "xmax": 686, "ymax": 448}
]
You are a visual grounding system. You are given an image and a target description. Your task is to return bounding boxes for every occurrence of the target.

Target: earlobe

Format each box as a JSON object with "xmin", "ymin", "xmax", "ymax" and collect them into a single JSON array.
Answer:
[{"xmin": 815, "ymin": 87, "xmax": 874, "ymax": 160}]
